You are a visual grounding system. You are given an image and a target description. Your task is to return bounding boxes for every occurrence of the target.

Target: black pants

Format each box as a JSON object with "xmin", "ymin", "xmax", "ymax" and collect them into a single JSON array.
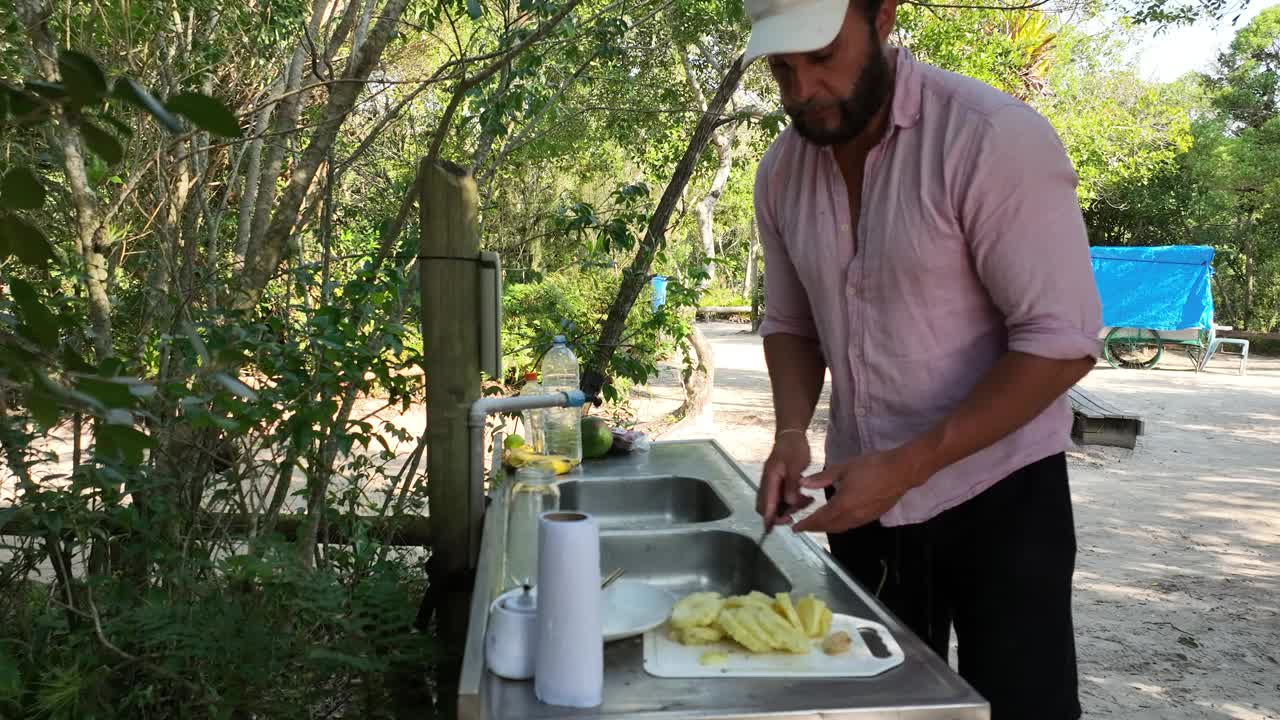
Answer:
[{"xmin": 827, "ymin": 453, "xmax": 1081, "ymax": 720}]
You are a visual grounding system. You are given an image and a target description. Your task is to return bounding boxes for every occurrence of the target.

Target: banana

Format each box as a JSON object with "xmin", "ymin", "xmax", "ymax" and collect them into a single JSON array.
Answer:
[{"xmin": 502, "ymin": 447, "xmax": 574, "ymax": 473}]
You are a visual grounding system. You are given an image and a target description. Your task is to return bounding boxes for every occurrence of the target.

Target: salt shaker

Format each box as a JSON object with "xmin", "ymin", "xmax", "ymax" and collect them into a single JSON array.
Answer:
[{"xmin": 485, "ymin": 585, "xmax": 538, "ymax": 680}]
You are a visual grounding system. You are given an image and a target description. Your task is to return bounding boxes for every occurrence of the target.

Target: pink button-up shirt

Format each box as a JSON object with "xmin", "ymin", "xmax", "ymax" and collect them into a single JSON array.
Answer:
[{"xmin": 756, "ymin": 48, "xmax": 1103, "ymax": 526}]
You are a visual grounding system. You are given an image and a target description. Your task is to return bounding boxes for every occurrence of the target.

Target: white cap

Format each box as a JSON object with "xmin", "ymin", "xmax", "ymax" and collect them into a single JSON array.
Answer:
[{"xmin": 743, "ymin": 0, "xmax": 850, "ymax": 65}]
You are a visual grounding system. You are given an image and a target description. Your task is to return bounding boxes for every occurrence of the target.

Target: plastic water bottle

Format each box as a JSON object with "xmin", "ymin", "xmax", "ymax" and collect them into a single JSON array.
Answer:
[{"xmin": 540, "ymin": 336, "xmax": 582, "ymax": 466}]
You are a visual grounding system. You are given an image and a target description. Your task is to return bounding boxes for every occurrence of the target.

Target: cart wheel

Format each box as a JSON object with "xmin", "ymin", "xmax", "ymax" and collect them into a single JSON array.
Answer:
[{"xmin": 1104, "ymin": 328, "xmax": 1164, "ymax": 369}]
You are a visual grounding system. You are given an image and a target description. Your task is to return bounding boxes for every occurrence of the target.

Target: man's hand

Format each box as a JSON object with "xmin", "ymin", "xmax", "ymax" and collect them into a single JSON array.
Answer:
[
  {"xmin": 791, "ymin": 447, "xmax": 928, "ymax": 533},
  {"xmin": 758, "ymin": 431, "xmax": 813, "ymax": 531}
]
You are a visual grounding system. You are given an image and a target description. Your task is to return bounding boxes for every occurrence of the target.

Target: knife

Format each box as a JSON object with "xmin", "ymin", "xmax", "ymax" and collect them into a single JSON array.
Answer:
[{"xmin": 757, "ymin": 499, "xmax": 792, "ymax": 548}]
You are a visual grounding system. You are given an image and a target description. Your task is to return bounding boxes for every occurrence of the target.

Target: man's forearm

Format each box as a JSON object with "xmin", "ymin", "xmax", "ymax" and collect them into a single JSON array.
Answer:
[
  {"xmin": 763, "ymin": 333, "xmax": 826, "ymax": 435},
  {"xmin": 906, "ymin": 351, "xmax": 1095, "ymax": 481}
]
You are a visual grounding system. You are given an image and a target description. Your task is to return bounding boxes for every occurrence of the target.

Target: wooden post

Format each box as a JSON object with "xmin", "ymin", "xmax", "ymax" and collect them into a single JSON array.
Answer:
[{"xmin": 418, "ymin": 160, "xmax": 482, "ymax": 669}]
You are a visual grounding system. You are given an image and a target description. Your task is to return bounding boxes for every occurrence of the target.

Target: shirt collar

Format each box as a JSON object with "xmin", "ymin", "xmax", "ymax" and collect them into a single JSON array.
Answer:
[{"xmin": 889, "ymin": 46, "xmax": 923, "ymax": 130}]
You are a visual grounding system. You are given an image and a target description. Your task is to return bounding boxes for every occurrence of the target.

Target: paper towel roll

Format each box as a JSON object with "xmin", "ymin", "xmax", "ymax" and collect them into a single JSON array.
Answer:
[{"xmin": 534, "ymin": 511, "xmax": 603, "ymax": 708}]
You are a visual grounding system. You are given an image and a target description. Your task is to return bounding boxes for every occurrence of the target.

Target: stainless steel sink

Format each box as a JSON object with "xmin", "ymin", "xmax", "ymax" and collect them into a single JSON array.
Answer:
[
  {"xmin": 460, "ymin": 440, "xmax": 990, "ymax": 720},
  {"xmin": 558, "ymin": 475, "xmax": 731, "ymax": 529},
  {"xmin": 600, "ymin": 530, "xmax": 790, "ymax": 596}
]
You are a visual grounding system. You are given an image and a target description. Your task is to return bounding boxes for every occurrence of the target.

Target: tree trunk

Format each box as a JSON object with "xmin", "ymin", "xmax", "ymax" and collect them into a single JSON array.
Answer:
[
  {"xmin": 18, "ymin": 0, "xmax": 113, "ymax": 360},
  {"xmin": 234, "ymin": 0, "xmax": 413, "ymax": 311},
  {"xmin": 580, "ymin": 54, "xmax": 747, "ymax": 400},
  {"xmin": 680, "ymin": 46, "xmax": 735, "ymax": 289},
  {"xmin": 246, "ymin": 0, "xmax": 334, "ymax": 253},
  {"xmin": 693, "ymin": 132, "xmax": 733, "ymax": 287},
  {"xmin": 743, "ymin": 219, "xmax": 758, "ymax": 298},
  {"xmin": 470, "ymin": 63, "xmax": 513, "ymax": 173},
  {"xmin": 234, "ymin": 93, "xmax": 278, "ymax": 265}
]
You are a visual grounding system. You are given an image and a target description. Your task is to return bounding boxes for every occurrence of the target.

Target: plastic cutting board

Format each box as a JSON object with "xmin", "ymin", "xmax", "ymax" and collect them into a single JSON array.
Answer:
[{"xmin": 643, "ymin": 613, "xmax": 905, "ymax": 678}]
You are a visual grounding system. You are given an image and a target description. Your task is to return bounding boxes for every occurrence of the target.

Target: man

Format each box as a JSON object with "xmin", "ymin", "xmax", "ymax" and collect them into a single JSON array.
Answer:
[{"xmin": 746, "ymin": 0, "xmax": 1102, "ymax": 717}]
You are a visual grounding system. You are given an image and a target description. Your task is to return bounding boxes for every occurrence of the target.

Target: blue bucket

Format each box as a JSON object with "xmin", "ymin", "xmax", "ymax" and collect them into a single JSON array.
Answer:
[{"xmin": 650, "ymin": 275, "xmax": 668, "ymax": 312}]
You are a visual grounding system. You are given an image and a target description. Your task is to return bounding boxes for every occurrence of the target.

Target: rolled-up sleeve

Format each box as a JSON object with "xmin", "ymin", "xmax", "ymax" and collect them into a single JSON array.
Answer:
[
  {"xmin": 959, "ymin": 106, "xmax": 1102, "ymax": 359},
  {"xmin": 755, "ymin": 150, "xmax": 818, "ymax": 340}
]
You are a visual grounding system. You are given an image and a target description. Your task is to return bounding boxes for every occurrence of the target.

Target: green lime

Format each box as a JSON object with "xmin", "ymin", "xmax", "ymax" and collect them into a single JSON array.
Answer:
[
  {"xmin": 581, "ymin": 416, "xmax": 614, "ymax": 459},
  {"xmin": 504, "ymin": 434, "xmax": 526, "ymax": 450}
]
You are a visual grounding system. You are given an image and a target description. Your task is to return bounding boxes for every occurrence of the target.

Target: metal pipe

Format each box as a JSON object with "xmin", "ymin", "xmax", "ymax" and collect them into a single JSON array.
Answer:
[{"xmin": 468, "ymin": 391, "xmax": 586, "ymax": 556}]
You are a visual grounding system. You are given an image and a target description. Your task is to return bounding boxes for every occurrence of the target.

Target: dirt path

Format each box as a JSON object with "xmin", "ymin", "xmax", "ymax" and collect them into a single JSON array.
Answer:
[{"xmin": 639, "ymin": 321, "xmax": 1279, "ymax": 720}]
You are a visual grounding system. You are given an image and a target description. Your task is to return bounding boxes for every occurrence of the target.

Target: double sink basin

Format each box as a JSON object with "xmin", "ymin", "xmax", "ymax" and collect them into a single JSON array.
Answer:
[
  {"xmin": 459, "ymin": 439, "xmax": 989, "ymax": 720},
  {"xmin": 558, "ymin": 475, "xmax": 789, "ymax": 597}
]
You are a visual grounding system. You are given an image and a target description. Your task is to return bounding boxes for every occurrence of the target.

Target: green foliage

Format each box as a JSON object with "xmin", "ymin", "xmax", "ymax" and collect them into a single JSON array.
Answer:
[
  {"xmin": 0, "ymin": 255, "xmax": 431, "ymax": 716},
  {"xmin": 697, "ymin": 285, "xmax": 749, "ymax": 308},
  {"xmin": 1084, "ymin": 9, "xmax": 1280, "ymax": 332},
  {"xmin": 0, "ymin": 545, "xmax": 430, "ymax": 718}
]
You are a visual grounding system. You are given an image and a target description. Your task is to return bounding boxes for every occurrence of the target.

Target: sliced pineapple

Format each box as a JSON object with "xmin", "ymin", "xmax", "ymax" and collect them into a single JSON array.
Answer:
[
  {"xmin": 671, "ymin": 625, "xmax": 725, "ymax": 645},
  {"xmin": 751, "ymin": 605, "xmax": 811, "ymax": 654},
  {"xmin": 716, "ymin": 607, "xmax": 772, "ymax": 653},
  {"xmin": 670, "ymin": 591, "xmax": 725, "ymax": 629},
  {"xmin": 773, "ymin": 592, "xmax": 804, "ymax": 633},
  {"xmin": 795, "ymin": 594, "xmax": 833, "ymax": 638}
]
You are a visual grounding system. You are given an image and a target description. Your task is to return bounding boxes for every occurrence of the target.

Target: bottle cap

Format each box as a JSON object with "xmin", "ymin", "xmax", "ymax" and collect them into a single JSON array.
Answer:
[{"xmin": 553, "ymin": 335, "xmax": 566, "ymax": 344}]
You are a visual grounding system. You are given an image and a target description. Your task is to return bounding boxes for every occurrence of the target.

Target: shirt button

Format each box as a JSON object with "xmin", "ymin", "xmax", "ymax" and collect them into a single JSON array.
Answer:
[
  {"xmin": 855, "ymin": 407, "xmax": 867, "ymax": 417},
  {"xmin": 840, "ymin": 224, "xmax": 850, "ymax": 232},
  {"xmin": 846, "ymin": 286, "xmax": 857, "ymax": 297}
]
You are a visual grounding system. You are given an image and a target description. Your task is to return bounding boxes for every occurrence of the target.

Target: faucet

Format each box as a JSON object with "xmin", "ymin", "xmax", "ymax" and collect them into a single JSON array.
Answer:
[{"xmin": 466, "ymin": 390, "xmax": 587, "ymax": 562}]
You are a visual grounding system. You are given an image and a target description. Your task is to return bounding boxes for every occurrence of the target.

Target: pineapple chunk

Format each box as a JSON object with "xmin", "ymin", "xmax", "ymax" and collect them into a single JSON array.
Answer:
[
  {"xmin": 773, "ymin": 592, "xmax": 804, "ymax": 632},
  {"xmin": 671, "ymin": 625, "xmax": 725, "ymax": 645},
  {"xmin": 670, "ymin": 592, "xmax": 724, "ymax": 629},
  {"xmin": 795, "ymin": 594, "xmax": 833, "ymax": 638},
  {"xmin": 699, "ymin": 651, "xmax": 729, "ymax": 666},
  {"xmin": 822, "ymin": 630, "xmax": 853, "ymax": 656},
  {"xmin": 723, "ymin": 591, "xmax": 773, "ymax": 609},
  {"xmin": 717, "ymin": 607, "xmax": 773, "ymax": 653}
]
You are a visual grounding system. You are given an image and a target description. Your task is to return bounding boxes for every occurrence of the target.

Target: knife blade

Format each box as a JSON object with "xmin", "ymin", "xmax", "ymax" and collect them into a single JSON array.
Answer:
[{"xmin": 757, "ymin": 499, "xmax": 792, "ymax": 547}]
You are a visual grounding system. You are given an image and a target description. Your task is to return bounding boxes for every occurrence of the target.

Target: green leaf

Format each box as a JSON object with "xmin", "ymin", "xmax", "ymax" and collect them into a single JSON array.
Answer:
[
  {"xmin": 94, "ymin": 423, "xmax": 155, "ymax": 465},
  {"xmin": 58, "ymin": 50, "xmax": 108, "ymax": 104},
  {"xmin": 212, "ymin": 372, "xmax": 260, "ymax": 401},
  {"xmin": 25, "ymin": 80, "xmax": 66, "ymax": 99},
  {"xmin": 307, "ymin": 647, "xmax": 380, "ymax": 672},
  {"xmin": 61, "ymin": 347, "xmax": 94, "ymax": 373},
  {"xmin": 2, "ymin": 85, "xmax": 40, "ymax": 119},
  {"xmin": 112, "ymin": 78, "xmax": 182, "ymax": 132},
  {"xmin": 0, "ymin": 214, "xmax": 57, "ymax": 267},
  {"xmin": 99, "ymin": 113, "xmax": 134, "ymax": 138},
  {"xmin": 26, "ymin": 382, "xmax": 61, "ymax": 429},
  {"xmin": 0, "ymin": 167, "xmax": 45, "ymax": 209},
  {"xmin": 166, "ymin": 92, "xmax": 242, "ymax": 137},
  {"xmin": 80, "ymin": 121, "xmax": 123, "ymax": 164},
  {"xmin": 9, "ymin": 279, "xmax": 59, "ymax": 350},
  {"xmin": 0, "ymin": 507, "xmax": 19, "ymax": 534},
  {"xmin": 0, "ymin": 647, "xmax": 21, "ymax": 702},
  {"xmin": 75, "ymin": 377, "xmax": 137, "ymax": 409}
]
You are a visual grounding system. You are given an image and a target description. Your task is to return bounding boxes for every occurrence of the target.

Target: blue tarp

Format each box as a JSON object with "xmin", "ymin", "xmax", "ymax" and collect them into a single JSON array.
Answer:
[{"xmin": 1089, "ymin": 245, "xmax": 1215, "ymax": 331}]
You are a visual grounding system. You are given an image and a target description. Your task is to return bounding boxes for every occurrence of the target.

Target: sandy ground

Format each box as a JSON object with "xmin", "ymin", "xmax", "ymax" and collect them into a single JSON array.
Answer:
[{"xmin": 633, "ymin": 321, "xmax": 1280, "ymax": 720}]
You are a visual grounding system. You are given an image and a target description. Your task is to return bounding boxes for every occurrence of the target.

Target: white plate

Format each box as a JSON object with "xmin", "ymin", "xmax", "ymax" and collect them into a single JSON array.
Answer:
[
  {"xmin": 603, "ymin": 580, "xmax": 676, "ymax": 642},
  {"xmin": 489, "ymin": 580, "xmax": 675, "ymax": 643}
]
